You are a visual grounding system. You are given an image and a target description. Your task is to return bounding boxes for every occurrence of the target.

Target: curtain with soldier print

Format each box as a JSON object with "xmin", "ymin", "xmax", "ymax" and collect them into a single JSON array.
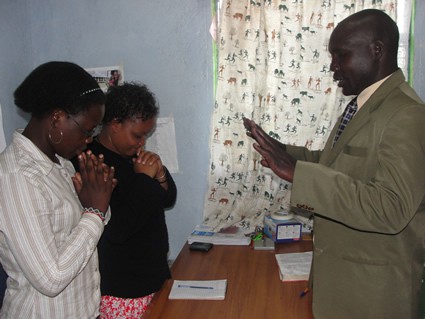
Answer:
[{"xmin": 203, "ymin": 0, "xmax": 405, "ymax": 232}]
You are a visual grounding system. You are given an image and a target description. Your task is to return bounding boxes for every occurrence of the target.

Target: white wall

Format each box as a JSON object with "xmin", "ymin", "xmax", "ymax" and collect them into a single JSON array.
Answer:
[
  {"xmin": 413, "ymin": 0, "xmax": 425, "ymax": 100},
  {"xmin": 0, "ymin": 1, "xmax": 32, "ymax": 138},
  {"xmin": 0, "ymin": 1, "xmax": 424, "ymax": 261},
  {"xmin": 0, "ymin": 0, "xmax": 213, "ymax": 260}
]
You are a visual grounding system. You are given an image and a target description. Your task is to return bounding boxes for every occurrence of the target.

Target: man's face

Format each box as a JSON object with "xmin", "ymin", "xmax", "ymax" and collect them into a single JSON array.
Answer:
[{"xmin": 328, "ymin": 24, "xmax": 378, "ymax": 96}]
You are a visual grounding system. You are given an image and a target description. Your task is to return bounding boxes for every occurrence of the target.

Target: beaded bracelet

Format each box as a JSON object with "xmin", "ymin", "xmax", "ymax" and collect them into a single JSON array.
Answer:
[{"xmin": 83, "ymin": 207, "xmax": 106, "ymax": 222}]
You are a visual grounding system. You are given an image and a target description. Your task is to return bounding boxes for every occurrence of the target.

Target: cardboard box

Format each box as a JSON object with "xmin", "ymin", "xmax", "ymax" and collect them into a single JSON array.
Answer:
[{"xmin": 264, "ymin": 215, "xmax": 302, "ymax": 243}]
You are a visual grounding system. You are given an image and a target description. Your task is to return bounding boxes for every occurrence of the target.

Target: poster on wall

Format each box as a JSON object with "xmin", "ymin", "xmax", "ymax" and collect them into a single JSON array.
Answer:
[
  {"xmin": 145, "ymin": 116, "xmax": 179, "ymax": 174},
  {"xmin": 85, "ymin": 65, "xmax": 124, "ymax": 92}
]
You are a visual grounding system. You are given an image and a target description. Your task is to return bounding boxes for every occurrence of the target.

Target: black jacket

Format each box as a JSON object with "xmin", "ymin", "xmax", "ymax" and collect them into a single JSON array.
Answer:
[{"xmin": 74, "ymin": 140, "xmax": 177, "ymax": 298}]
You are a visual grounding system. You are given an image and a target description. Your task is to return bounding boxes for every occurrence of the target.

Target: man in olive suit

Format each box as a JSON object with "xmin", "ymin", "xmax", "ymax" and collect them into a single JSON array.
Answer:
[{"xmin": 244, "ymin": 9, "xmax": 425, "ymax": 319}]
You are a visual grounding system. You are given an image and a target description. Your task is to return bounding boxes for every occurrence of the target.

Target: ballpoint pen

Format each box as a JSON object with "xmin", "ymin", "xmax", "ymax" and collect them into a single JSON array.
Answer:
[
  {"xmin": 178, "ymin": 285, "xmax": 214, "ymax": 289},
  {"xmin": 299, "ymin": 287, "xmax": 309, "ymax": 298}
]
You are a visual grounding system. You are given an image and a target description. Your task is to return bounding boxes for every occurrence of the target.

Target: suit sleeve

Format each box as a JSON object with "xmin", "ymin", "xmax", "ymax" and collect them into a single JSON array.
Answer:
[{"xmin": 286, "ymin": 144, "xmax": 322, "ymax": 163}]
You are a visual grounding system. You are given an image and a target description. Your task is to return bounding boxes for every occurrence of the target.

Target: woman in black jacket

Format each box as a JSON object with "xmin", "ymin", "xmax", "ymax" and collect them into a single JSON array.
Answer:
[{"xmin": 85, "ymin": 82, "xmax": 177, "ymax": 319}]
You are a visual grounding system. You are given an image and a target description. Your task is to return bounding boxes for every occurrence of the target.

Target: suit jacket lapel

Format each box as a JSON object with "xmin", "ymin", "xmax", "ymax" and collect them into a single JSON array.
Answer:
[{"xmin": 320, "ymin": 69, "xmax": 406, "ymax": 166}]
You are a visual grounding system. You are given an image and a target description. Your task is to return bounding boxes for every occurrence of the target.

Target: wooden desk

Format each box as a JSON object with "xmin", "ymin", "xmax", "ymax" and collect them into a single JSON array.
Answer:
[{"xmin": 143, "ymin": 239, "xmax": 313, "ymax": 319}]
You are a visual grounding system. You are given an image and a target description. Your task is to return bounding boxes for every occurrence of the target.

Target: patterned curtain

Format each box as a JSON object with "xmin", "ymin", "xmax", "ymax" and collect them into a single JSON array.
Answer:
[{"xmin": 203, "ymin": 0, "xmax": 401, "ymax": 231}]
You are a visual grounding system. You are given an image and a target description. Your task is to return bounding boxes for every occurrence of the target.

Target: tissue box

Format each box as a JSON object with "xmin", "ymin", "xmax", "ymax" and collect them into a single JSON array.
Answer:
[{"xmin": 264, "ymin": 215, "xmax": 302, "ymax": 243}]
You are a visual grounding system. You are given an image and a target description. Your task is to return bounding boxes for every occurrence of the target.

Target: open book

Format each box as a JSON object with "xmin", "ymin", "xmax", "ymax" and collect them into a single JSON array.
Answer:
[
  {"xmin": 275, "ymin": 251, "xmax": 312, "ymax": 282},
  {"xmin": 187, "ymin": 225, "xmax": 250, "ymax": 246},
  {"xmin": 169, "ymin": 280, "xmax": 227, "ymax": 300}
]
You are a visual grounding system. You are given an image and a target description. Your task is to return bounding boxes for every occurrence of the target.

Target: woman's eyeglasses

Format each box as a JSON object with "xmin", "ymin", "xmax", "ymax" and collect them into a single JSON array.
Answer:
[{"xmin": 67, "ymin": 116, "xmax": 100, "ymax": 138}]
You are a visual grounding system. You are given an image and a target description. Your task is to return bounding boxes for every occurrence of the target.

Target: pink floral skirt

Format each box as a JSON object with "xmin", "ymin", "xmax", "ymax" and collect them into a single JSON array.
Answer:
[{"xmin": 99, "ymin": 294, "xmax": 154, "ymax": 319}]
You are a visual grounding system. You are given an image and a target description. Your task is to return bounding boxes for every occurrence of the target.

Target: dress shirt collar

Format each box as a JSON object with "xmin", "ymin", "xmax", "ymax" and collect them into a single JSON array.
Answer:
[
  {"xmin": 13, "ymin": 129, "xmax": 68, "ymax": 175},
  {"xmin": 356, "ymin": 73, "xmax": 392, "ymax": 110}
]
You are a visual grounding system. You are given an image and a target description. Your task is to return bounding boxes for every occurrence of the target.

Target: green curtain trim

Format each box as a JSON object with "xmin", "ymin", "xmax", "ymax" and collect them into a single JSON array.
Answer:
[
  {"xmin": 211, "ymin": 0, "xmax": 218, "ymax": 97},
  {"xmin": 408, "ymin": 0, "xmax": 416, "ymax": 86}
]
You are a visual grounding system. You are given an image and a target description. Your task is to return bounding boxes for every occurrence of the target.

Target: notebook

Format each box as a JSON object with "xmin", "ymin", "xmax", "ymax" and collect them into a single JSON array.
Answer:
[
  {"xmin": 275, "ymin": 251, "xmax": 312, "ymax": 282},
  {"xmin": 187, "ymin": 224, "xmax": 250, "ymax": 246},
  {"xmin": 168, "ymin": 280, "xmax": 227, "ymax": 300}
]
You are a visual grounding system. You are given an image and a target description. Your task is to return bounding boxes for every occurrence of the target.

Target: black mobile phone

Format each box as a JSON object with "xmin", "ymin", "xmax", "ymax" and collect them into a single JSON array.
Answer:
[{"xmin": 189, "ymin": 242, "xmax": 213, "ymax": 252}]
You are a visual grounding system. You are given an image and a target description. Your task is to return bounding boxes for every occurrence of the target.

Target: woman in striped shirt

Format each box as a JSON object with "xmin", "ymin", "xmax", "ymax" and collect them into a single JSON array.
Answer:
[{"xmin": 0, "ymin": 61, "xmax": 116, "ymax": 318}]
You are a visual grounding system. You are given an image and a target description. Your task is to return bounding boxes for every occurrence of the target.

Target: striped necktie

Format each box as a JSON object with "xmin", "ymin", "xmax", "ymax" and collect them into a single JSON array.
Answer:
[{"xmin": 333, "ymin": 97, "xmax": 358, "ymax": 147}]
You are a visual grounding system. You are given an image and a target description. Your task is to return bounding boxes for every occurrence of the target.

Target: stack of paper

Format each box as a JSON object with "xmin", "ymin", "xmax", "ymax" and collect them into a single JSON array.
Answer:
[
  {"xmin": 187, "ymin": 225, "xmax": 250, "ymax": 246},
  {"xmin": 168, "ymin": 280, "xmax": 227, "ymax": 300},
  {"xmin": 275, "ymin": 251, "xmax": 312, "ymax": 282}
]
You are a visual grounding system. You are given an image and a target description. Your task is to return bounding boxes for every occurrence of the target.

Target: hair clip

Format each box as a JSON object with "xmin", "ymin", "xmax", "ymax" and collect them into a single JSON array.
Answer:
[{"xmin": 80, "ymin": 87, "xmax": 102, "ymax": 96}]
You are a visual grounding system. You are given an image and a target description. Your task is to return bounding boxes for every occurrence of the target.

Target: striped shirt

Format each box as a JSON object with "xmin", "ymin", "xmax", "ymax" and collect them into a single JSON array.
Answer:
[{"xmin": 0, "ymin": 130, "xmax": 109, "ymax": 318}]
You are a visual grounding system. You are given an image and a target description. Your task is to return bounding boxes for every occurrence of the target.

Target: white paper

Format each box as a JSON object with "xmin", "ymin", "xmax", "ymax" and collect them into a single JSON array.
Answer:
[
  {"xmin": 275, "ymin": 251, "xmax": 312, "ymax": 282},
  {"xmin": 145, "ymin": 116, "xmax": 179, "ymax": 173},
  {"xmin": 169, "ymin": 280, "xmax": 227, "ymax": 300}
]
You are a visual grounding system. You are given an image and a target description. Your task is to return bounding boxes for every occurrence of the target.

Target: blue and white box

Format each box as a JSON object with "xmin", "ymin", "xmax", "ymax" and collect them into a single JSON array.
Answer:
[{"xmin": 264, "ymin": 214, "xmax": 302, "ymax": 243}]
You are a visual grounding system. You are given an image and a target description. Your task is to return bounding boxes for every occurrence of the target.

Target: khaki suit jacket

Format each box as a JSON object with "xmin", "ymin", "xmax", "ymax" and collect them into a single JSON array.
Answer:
[{"xmin": 287, "ymin": 70, "xmax": 425, "ymax": 319}]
